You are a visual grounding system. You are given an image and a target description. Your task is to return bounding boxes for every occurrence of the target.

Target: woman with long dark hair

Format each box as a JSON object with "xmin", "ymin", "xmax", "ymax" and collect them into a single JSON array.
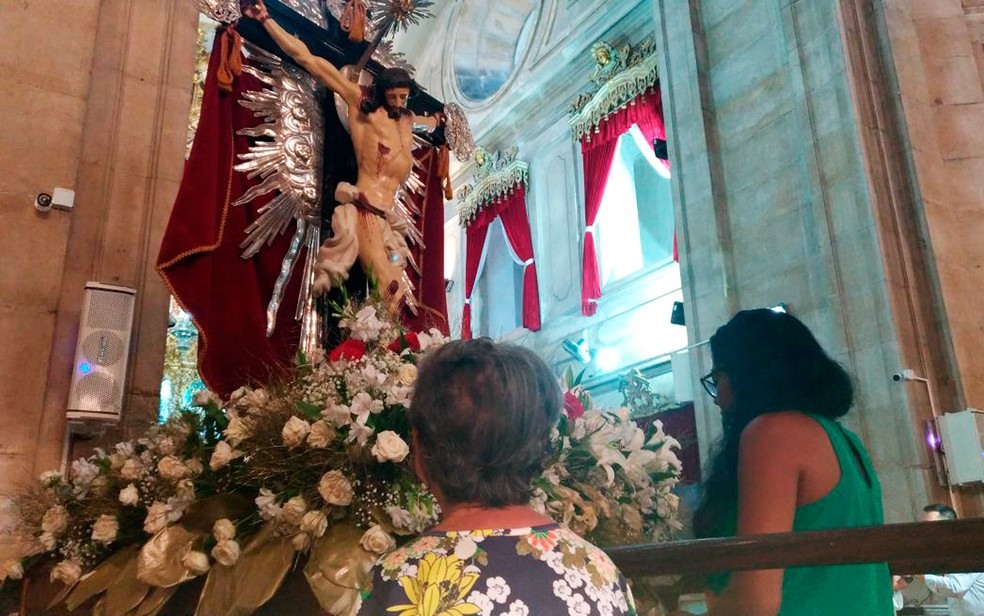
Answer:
[{"xmin": 692, "ymin": 309, "xmax": 893, "ymax": 615}]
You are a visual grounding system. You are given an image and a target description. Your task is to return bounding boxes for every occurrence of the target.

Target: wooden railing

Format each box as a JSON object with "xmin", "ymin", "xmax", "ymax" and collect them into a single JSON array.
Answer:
[{"xmin": 606, "ymin": 519, "xmax": 984, "ymax": 578}]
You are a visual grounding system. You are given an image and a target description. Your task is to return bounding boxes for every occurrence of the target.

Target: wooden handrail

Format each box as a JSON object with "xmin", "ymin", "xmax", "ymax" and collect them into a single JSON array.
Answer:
[{"xmin": 606, "ymin": 519, "xmax": 984, "ymax": 577}]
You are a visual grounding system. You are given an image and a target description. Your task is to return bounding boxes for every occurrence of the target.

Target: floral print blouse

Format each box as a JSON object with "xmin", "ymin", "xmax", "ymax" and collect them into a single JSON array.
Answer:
[{"xmin": 359, "ymin": 523, "xmax": 637, "ymax": 616}]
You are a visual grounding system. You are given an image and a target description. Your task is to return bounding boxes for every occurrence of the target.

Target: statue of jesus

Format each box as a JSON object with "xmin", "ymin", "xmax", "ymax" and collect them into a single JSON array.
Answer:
[{"xmin": 244, "ymin": 0, "xmax": 442, "ymax": 310}]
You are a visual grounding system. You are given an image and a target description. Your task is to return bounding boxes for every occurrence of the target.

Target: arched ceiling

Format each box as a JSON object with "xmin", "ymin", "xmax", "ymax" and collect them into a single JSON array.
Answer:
[{"xmin": 451, "ymin": 0, "xmax": 541, "ymax": 102}]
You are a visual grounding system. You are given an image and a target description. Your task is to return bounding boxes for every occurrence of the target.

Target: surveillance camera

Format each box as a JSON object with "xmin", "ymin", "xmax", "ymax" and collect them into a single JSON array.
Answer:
[
  {"xmin": 35, "ymin": 192, "xmax": 53, "ymax": 212},
  {"xmin": 892, "ymin": 373, "xmax": 903, "ymax": 382}
]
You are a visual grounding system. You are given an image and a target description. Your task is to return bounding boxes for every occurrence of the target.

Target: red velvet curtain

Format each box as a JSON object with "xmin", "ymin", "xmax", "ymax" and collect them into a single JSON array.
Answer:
[
  {"xmin": 460, "ymin": 185, "xmax": 541, "ymax": 338},
  {"xmin": 579, "ymin": 86, "xmax": 667, "ymax": 316},
  {"xmin": 461, "ymin": 216, "xmax": 492, "ymax": 340},
  {"xmin": 157, "ymin": 35, "xmax": 302, "ymax": 398},
  {"xmin": 491, "ymin": 186, "xmax": 541, "ymax": 332},
  {"xmin": 403, "ymin": 148, "xmax": 450, "ymax": 335}
]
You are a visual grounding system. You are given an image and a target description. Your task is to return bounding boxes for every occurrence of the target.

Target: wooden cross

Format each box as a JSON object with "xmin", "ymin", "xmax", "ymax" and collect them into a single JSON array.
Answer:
[{"xmin": 236, "ymin": 0, "xmax": 445, "ymax": 120}]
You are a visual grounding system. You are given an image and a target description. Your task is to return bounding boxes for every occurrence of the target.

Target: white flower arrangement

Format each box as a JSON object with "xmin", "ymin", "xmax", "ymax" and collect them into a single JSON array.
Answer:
[{"xmin": 3, "ymin": 298, "xmax": 681, "ymax": 615}]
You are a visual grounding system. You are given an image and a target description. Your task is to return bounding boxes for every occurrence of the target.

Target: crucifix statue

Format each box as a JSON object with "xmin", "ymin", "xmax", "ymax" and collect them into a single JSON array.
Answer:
[
  {"xmin": 159, "ymin": 0, "xmax": 473, "ymax": 396},
  {"xmin": 244, "ymin": 0, "xmax": 443, "ymax": 309}
]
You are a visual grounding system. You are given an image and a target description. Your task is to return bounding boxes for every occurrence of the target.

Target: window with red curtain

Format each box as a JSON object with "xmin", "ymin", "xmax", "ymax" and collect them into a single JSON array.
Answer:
[
  {"xmin": 594, "ymin": 125, "xmax": 675, "ymax": 287},
  {"xmin": 460, "ymin": 185, "xmax": 541, "ymax": 340},
  {"xmin": 578, "ymin": 86, "xmax": 671, "ymax": 316}
]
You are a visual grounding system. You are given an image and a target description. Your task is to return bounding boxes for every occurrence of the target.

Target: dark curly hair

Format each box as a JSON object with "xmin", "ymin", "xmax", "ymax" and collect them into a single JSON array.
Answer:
[
  {"xmin": 360, "ymin": 67, "xmax": 419, "ymax": 119},
  {"xmin": 693, "ymin": 309, "xmax": 854, "ymax": 538},
  {"xmin": 409, "ymin": 338, "xmax": 562, "ymax": 507}
]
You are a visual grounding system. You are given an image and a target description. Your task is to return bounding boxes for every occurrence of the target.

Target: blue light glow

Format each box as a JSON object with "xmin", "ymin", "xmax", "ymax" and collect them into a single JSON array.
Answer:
[{"xmin": 79, "ymin": 362, "xmax": 92, "ymax": 374}]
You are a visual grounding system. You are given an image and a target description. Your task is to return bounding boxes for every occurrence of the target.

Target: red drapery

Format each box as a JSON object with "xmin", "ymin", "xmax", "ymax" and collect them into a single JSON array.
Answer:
[
  {"xmin": 579, "ymin": 86, "xmax": 668, "ymax": 316},
  {"xmin": 157, "ymin": 37, "xmax": 301, "ymax": 398},
  {"xmin": 403, "ymin": 148, "xmax": 450, "ymax": 336},
  {"xmin": 158, "ymin": 35, "xmax": 450, "ymax": 396},
  {"xmin": 460, "ymin": 186, "xmax": 541, "ymax": 339},
  {"xmin": 461, "ymin": 221, "xmax": 491, "ymax": 340}
]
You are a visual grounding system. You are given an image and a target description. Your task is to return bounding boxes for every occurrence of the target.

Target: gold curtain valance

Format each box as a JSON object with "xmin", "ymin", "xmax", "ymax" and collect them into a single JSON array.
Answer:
[
  {"xmin": 457, "ymin": 147, "xmax": 530, "ymax": 226},
  {"xmin": 569, "ymin": 40, "xmax": 660, "ymax": 142}
]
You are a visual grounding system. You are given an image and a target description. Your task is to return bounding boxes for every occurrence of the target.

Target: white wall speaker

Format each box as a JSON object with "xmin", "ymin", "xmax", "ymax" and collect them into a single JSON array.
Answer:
[
  {"xmin": 937, "ymin": 409, "xmax": 984, "ymax": 485},
  {"xmin": 67, "ymin": 282, "xmax": 137, "ymax": 423}
]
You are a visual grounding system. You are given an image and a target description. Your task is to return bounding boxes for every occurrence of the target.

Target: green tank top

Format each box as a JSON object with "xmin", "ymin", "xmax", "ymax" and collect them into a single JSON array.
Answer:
[{"xmin": 708, "ymin": 413, "xmax": 895, "ymax": 615}]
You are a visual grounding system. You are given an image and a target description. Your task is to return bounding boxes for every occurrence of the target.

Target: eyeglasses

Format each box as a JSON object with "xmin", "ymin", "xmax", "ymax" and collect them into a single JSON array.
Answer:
[{"xmin": 700, "ymin": 371, "xmax": 718, "ymax": 399}]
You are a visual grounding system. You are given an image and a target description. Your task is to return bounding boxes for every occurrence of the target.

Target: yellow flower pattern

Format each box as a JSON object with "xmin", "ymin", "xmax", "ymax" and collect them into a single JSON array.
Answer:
[
  {"xmin": 386, "ymin": 553, "xmax": 482, "ymax": 616},
  {"xmin": 363, "ymin": 524, "xmax": 636, "ymax": 615}
]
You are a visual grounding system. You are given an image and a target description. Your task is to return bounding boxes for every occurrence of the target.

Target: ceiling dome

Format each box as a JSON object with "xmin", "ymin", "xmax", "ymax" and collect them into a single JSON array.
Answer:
[{"xmin": 452, "ymin": 0, "xmax": 541, "ymax": 103}]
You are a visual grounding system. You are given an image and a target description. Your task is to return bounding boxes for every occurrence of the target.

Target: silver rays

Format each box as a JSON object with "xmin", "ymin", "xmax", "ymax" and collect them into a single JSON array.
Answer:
[{"xmin": 234, "ymin": 44, "xmax": 325, "ymax": 353}]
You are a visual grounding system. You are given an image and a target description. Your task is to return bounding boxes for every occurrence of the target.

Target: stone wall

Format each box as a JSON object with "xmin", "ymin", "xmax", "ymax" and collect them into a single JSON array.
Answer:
[
  {"xmin": 0, "ymin": 0, "xmax": 198, "ymax": 555},
  {"xmin": 402, "ymin": 0, "xmax": 981, "ymax": 520}
]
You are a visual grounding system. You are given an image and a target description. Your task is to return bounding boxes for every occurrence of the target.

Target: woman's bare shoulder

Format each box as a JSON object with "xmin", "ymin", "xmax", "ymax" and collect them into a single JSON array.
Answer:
[{"xmin": 743, "ymin": 411, "xmax": 828, "ymax": 447}]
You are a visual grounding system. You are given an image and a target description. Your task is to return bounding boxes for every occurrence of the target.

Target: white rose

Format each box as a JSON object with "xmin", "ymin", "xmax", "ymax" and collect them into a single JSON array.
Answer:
[
  {"xmin": 371, "ymin": 431, "xmax": 410, "ymax": 463},
  {"xmin": 91, "ymin": 514, "xmax": 118, "ymax": 544},
  {"xmin": 359, "ymin": 525, "xmax": 396, "ymax": 554},
  {"xmin": 157, "ymin": 456, "xmax": 190, "ymax": 481},
  {"xmin": 211, "ymin": 539, "xmax": 241, "ymax": 567},
  {"xmin": 41, "ymin": 505, "xmax": 69, "ymax": 536},
  {"xmin": 317, "ymin": 471, "xmax": 353, "ymax": 506},
  {"xmin": 299, "ymin": 510, "xmax": 328, "ymax": 538},
  {"xmin": 120, "ymin": 459, "xmax": 144, "ymax": 480},
  {"xmin": 2, "ymin": 559, "xmax": 24, "ymax": 581},
  {"xmin": 396, "ymin": 363, "xmax": 417, "ymax": 385},
  {"xmin": 181, "ymin": 550, "xmax": 210, "ymax": 575},
  {"xmin": 50, "ymin": 560, "xmax": 81, "ymax": 586},
  {"xmin": 144, "ymin": 502, "xmax": 170, "ymax": 534},
  {"xmin": 209, "ymin": 440, "xmax": 244, "ymax": 471},
  {"xmin": 224, "ymin": 413, "xmax": 252, "ymax": 445},
  {"xmin": 291, "ymin": 532, "xmax": 312, "ymax": 552},
  {"xmin": 229, "ymin": 386, "xmax": 250, "ymax": 402},
  {"xmin": 213, "ymin": 518, "xmax": 237, "ymax": 542},
  {"xmin": 281, "ymin": 495, "xmax": 308, "ymax": 526},
  {"xmin": 184, "ymin": 458, "xmax": 204, "ymax": 476},
  {"xmin": 108, "ymin": 452, "xmax": 127, "ymax": 470},
  {"xmin": 307, "ymin": 420, "xmax": 335, "ymax": 448},
  {"xmin": 156, "ymin": 437, "xmax": 176, "ymax": 456},
  {"xmin": 39, "ymin": 470, "xmax": 63, "ymax": 486},
  {"xmin": 242, "ymin": 388, "xmax": 270, "ymax": 408},
  {"xmin": 255, "ymin": 488, "xmax": 282, "ymax": 521},
  {"xmin": 38, "ymin": 532, "xmax": 56, "ymax": 550},
  {"xmin": 282, "ymin": 417, "xmax": 311, "ymax": 448},
  {"xmin": 118, "ymin": 483, "xmax": 140, "ymax": 506},
  {"xmin": 175, "ymin": 479, "xmax": 196, "ymax": 503}
]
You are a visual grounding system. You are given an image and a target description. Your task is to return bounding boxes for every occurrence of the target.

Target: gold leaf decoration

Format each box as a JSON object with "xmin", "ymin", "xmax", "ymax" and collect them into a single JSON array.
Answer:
[
  {"xmin": 133, "ymin": 585, "xmax": 179, "ymax": 616},
  {"xmin": 103, "ymin": 551, "xmax": 150, "ymax": 616},
  {"xmin": 137, "ymin": 525, "xmax": 202, "ymax": 587},
  {"xmin": 195, "ymin": 524, "xmax": 295, "ymax": 616},
  {"xmin": 65, "ymin": 547, "xmax": 139, "ymax": 611},
  {"xmin": 304, "ymin": 523, "xmax": 376, "ymax": 616}
]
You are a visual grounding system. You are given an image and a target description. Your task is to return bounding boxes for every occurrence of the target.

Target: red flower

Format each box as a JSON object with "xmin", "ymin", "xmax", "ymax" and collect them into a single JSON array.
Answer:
[
  {"xmin": 387, "ymin": 332, "xmax": 421, "ymax": 353},
  {"xmin": 329, "ymin": 339, "xmax": 366, "ymax": 362},
  {"xmin": 564, "ymin": 391, "xmax": 585, "ymax": 420}
]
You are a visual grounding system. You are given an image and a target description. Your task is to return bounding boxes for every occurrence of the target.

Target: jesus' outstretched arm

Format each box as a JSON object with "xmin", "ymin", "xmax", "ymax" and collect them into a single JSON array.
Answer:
[{"xmin": 243, "ymin": 0, "xmax": 362, "ymax": 108}]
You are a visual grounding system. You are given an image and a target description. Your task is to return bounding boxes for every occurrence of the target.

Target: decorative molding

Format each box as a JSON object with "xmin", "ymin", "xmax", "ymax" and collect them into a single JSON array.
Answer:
[
  {"xmin": 964, "ymin": 0, "xmax": 984, "ymax": 14},
  {"xmin": 568, "ymin": 39, "xmax": 659, "ymax": 142},
  {"xmin": 457, "ymin": 147, "xmax": 529, "ymax": 225}
]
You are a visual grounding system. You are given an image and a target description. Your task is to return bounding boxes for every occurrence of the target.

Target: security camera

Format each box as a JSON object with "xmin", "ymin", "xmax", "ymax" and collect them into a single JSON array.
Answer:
[
  {"xmin": 893, "ymin": 369, "xmax": 918, "ymax": 382},
  {"xmin": 35, "ymin": 192, "xmax": 53, "ymax": 212}
]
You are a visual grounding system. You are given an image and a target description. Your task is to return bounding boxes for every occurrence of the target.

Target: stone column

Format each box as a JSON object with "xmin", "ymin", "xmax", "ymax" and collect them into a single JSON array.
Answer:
[{"xmin": 0, "ymin": 0, "xmax": 199, "ymax": 558}]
